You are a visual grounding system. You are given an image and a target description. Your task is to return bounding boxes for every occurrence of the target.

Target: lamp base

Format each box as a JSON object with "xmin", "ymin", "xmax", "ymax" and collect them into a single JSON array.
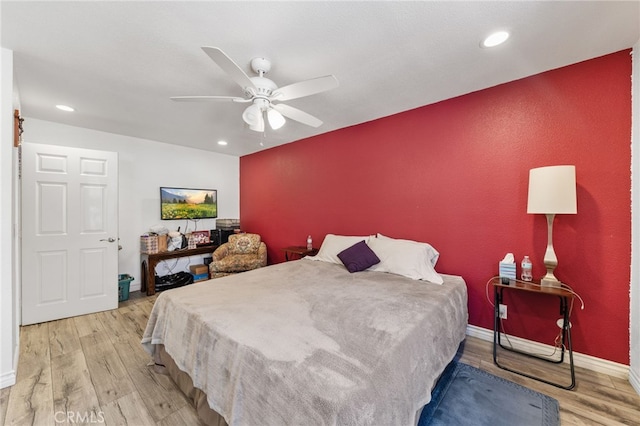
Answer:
[{"xmin": 540, "ymin": 276, "xmax": 562, "ymax": 288}]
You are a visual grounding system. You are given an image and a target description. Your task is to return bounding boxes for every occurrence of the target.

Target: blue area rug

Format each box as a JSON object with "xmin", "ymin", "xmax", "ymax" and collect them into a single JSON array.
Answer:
[{"xmin": 418, "ymin": 361, "xmax": 559, "ymax": 426}]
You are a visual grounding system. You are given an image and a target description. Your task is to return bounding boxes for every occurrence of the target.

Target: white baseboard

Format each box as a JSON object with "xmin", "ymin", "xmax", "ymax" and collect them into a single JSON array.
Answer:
[
  {"xmin": 0, "ymin": 336, "xmax": 19, "ymax": 389},
  {"xmin": 630, "ymin": 365, "xmax": 640, "ymax": 395},
  {"xmin": 0, "ymin": 369, "xmax": 16, "ymax": 389},
  {"xmin": 466, "ymin": 325, "xmax": 630, "ymax": 380}
]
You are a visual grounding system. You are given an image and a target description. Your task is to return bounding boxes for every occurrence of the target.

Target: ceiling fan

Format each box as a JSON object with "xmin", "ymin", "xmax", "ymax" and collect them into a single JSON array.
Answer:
[{"xmin": 171, "ymin": 47, "xmax": 339, "ymax": 132}]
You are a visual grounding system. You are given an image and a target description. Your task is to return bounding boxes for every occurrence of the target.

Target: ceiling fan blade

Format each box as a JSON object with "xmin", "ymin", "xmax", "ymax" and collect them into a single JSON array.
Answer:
[
  {"xmin": 272, "ymin": 103, "xmax": 323, "ymax": 128},
  {"xmin": 201, "ymin": 47, "xmax": 256, "ymax": 92},
  {"xmin": 271, "ymin": 75, "xmax": 338, "ymax": 101},
  {"xmin": 170, "ymin": 96, "xmax": 250, "ymax": 103}
]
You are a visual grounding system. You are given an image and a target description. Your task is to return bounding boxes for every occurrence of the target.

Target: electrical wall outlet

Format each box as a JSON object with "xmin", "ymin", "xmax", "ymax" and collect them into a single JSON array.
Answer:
[{"xmin": 499, "ymin": 304, "xmax": 507, "ymax": 319}]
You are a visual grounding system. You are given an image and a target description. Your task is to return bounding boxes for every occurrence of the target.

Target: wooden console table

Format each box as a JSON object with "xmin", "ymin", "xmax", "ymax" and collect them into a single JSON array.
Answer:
[{"xmin": 141, "ymin": 245, "xmax": 217, "ymax": 296}]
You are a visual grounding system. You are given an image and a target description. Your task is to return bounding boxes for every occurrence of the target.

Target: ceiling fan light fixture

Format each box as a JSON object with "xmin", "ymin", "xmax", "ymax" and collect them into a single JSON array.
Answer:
[
  {"xmin": 267, "ymin": 108, "xmax": 286, "ymax": 130},
  {"xmin": 174, "ymin": 47, "xmax": 338, "ymax": 133},
  {"xmin": 242, "ymin": 104, "xmax": 262, "ymax": 126},
  {"xmin": 249, "ymin": 118, "xmax": 265, "ymax": 132},
  {"xmin": 246, "ymin": 108, "xmax": 265, "ymax": 132}
]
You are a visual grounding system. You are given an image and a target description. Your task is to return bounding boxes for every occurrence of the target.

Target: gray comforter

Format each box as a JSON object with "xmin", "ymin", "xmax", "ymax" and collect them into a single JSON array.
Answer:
[{"xmin": 142, "ymin": 259, "xmax": 468, "ymax": 426}]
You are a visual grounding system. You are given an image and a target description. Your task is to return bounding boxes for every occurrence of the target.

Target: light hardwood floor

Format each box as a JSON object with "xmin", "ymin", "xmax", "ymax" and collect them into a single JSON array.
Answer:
[{"xmin": 1, "ymin": 291, "xmax": 639, "ymax": 425}]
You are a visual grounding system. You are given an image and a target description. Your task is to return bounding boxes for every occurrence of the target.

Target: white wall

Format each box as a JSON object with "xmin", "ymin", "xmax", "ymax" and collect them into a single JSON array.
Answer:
[
  {"xmin": 23, "ymin": 118, "xmax": 240, "ymax": 292},
  {"xmin": 1, "ymin": 48, "xmax": 19, "ymax": 389},
  {"xmin": 631, "ymin": 42, "xmax": 639, "ymax": 395}
]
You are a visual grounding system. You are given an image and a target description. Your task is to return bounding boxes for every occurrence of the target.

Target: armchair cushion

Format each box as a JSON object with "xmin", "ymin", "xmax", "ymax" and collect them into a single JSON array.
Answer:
[
  {"xmin": 228, "ymin": 233, "xmax": 262, "ymax": 255},
  {"xmin": 210, "ymin": 254, "xmax": 267, "ymax": 273}
]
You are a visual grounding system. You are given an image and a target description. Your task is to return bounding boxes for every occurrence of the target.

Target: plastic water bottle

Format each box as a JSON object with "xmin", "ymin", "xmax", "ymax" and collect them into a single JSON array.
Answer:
[
  {"xmin": 306, "ymin": 235, "xmax": 313, "ymax": 251},
  {"xmin": 521, "ymin": 256, "xmax": 532, "ymax": 281}
]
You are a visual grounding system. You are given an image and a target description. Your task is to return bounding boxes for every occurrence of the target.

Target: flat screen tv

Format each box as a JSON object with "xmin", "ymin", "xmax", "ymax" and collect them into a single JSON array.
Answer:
[{"xmin": 160, "ymin": 187, "xmax": 217, "ymax": 220}]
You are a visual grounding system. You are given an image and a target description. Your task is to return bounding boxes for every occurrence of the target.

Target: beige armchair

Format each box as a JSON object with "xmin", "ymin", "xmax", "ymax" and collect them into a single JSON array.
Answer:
[{"xmin": 209, "ymin": 233, "xmax": 267, "ymax": 279}]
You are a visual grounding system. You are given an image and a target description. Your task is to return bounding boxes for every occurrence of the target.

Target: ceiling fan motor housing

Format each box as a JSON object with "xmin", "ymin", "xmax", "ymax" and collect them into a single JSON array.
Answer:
[
  {"xmin": 249, "ymin": 76, "xmax": 277, "ymax": 98},
  {"xmin": 251, "ymin": 57, "xmax": 271, "ymax": 75}
]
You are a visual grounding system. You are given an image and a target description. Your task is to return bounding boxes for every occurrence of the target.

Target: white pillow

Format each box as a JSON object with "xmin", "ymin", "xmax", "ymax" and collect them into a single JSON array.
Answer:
[
  {"xmin": 368, "ymin": 237, "xmax": 444, "ymax": 284},
  {"xmin": 307, "ymin": 234, "xmax": 372, "ymax": 265},
  {"xmin": 377, "ymin": 233, "xmax": 440, "ymax": 267}
]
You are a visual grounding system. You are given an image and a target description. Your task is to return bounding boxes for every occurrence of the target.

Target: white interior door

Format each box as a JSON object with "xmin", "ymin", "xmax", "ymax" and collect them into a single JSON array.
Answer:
[{"xmin": 22, "ymin": 143, "xmax": 118, "ymax": 325}]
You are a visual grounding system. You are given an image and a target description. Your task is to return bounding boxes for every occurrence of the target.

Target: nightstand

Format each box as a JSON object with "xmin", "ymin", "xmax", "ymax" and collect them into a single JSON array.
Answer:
[
  {"xmin": 491, "ymin": 277, "xmax": 576, "ymax": 390},
  {"xmin": 282, "ymin": 246, "xmax": 319, "ymax": 261}
]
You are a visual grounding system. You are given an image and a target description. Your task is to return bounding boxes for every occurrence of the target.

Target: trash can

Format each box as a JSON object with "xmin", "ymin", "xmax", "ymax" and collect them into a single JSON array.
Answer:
[{"xmin": 118, "ymin": 274, "xmax": 134, "ymax": 302}]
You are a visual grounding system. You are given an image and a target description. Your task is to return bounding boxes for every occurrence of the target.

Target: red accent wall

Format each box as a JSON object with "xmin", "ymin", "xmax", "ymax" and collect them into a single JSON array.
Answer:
[{"xmin": 240, "ymin": 50, "xmax": 632, "ymax": 364}]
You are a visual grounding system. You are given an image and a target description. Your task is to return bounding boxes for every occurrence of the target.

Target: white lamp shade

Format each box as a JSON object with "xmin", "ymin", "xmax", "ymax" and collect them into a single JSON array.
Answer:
[
  {"xmin": 249, "ymin": 119, "xmax": 264, "ymax": 132},
  {"xmin": 243, "ymin": 104, "xmax": 264, "ymax": 132},
  {"xmin": 527, "ymin": 165, "xmax": 577, "ymax": 214},
  {"xmin": 267, "ymin": 108, "xmax": 286, "ymax": 130},
  {"xmin": 242, "ymin": 104, "xmax": 260, "ymax": 125}
]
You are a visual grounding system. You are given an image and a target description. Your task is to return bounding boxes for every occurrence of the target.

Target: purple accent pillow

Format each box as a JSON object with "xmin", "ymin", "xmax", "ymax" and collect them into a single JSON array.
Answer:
[{"xmin": 337, "ymin": 240, "xmax": 381, "ymax": 273}]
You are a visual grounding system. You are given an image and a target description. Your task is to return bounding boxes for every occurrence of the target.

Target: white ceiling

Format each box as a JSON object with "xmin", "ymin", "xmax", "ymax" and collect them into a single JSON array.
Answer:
[{"xmin": 2, "ymin": 1, "xmax": 639, "ymax": 157}]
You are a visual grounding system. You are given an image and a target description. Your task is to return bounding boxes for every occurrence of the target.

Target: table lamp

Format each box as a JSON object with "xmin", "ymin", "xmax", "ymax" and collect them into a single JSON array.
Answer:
[{"xmin": 527, "ymin": 165, "xmax": 577, "ymax": 287}]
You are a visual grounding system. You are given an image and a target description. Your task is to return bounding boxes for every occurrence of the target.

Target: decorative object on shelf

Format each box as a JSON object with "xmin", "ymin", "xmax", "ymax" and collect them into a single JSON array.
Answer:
[
  {"xmin": 527, "ymin": 165, "xmax": 577, "ymax": 287},
  {"xmin": 187, "ymin": 233, "xmax": 197, "ymax": 249},
  {"xmin": 140, "ymin": 233, "xmax": 169, "ymax": 254},
  {"xmin": 14, "ymin": 109, "xmax": 24, "ymax": 147},
  {"xmin": 191, "ymin": 230, "xmax": 211, "ymax": 246},
  {"xmin": 141, "ymin": 234, "xmax": 159, "ymax": 254}
]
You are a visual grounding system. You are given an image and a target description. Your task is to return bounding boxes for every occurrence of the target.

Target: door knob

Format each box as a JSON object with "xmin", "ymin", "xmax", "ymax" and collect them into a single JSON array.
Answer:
[{"xmin": 100, "ymin": 238, "xmax": 116, "ymax": 243}]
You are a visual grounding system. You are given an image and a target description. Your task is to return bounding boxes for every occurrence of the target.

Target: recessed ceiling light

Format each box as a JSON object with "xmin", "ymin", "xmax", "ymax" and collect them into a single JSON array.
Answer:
[
  {"xmin": 217, "ymin": 140, "xmax": 228, "ymax": 146},
  {"xmin": 481, "ymin": 31, "xmax": 510, "ymax": 48},
  {"xmin": 55, "ymin": 104, "xmax": 75, "ymax": 112}
]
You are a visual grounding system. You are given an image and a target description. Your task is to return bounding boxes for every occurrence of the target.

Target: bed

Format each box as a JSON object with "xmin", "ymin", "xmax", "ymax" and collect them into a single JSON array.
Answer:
[{"xmin": 142, "ymin": 235, "xmax": 468, "ymax": 426}]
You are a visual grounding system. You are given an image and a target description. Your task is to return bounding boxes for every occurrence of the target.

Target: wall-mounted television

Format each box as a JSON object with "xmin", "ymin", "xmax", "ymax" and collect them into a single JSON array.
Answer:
[{"xmin": 160, "ymin": 187, "xmax": 218, "ymax": 220}]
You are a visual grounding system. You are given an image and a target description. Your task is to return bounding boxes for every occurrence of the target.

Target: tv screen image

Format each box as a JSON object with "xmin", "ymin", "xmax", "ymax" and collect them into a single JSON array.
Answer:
[{"xmin": 160, "ymin": 187, "xmax": 218, "ymax": 220}]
